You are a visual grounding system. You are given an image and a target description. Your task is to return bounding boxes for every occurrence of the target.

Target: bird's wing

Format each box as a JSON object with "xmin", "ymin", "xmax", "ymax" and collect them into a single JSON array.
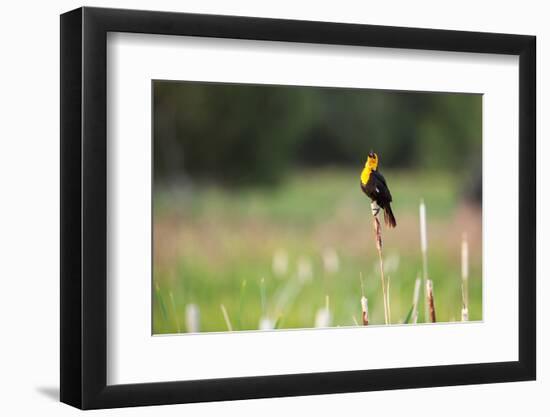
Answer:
[
  {"xmin": 372, "ymin": 169, "xmax": 387, "ymax": 186},
  {"xmin": 372, "ymin": 170, "xmax": 393, "ymax": 202}
]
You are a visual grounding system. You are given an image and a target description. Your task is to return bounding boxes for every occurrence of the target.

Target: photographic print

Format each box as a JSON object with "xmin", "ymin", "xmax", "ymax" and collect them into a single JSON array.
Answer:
[{"xmin": 152, "ymin": 80, "xmax": 482, "ymax": 334}]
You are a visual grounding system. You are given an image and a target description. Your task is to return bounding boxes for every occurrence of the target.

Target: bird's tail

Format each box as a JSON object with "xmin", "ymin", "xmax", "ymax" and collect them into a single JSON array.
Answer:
[{"xmin": 384, "ymin": 205, "xmax": 397, "ymax": 228}]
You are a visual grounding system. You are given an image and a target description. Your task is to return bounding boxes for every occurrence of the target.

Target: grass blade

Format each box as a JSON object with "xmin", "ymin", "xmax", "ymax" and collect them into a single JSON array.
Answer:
[
  {"xmin": 403, "ymin": 304, "xmax": 414, "ymax": 324},
  {"xmin": 220, "ymin": 304, "xmax": 233, "ymax": 332}
]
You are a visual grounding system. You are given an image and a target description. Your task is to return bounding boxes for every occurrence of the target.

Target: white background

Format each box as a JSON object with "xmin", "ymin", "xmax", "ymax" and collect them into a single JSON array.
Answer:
[
  {"xmin": 0, "ymin": 0, "xmax": 546, "ymax": 416},
  {"xmin": 108, "ymin": 34, "xmax": 519, "ymax": 384}
]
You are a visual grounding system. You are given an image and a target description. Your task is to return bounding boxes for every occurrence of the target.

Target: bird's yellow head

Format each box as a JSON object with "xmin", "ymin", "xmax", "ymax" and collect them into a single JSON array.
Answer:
[
  {"xmin": 365, "ymin": 151, "xmax": 379, "ymax": 171},
  {"xmin": 360, "ymin": 151, "xmax": 379, "ymax": 185}
]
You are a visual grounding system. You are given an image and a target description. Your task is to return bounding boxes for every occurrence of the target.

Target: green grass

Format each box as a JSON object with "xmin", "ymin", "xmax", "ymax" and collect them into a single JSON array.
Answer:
[{"xmin": 153, "ymin": 168, "xmax": 482, "ymax": 334}]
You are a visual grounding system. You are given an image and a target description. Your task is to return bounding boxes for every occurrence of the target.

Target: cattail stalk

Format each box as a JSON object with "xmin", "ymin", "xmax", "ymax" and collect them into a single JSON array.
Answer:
[
  {"xmin": 371, "ymin": 202, "xmax": 389, "ymax": 325},
  {"xmin": 419, "ymin": 200, "xmax": 429, "ymax": 322},
  {"xmin": 461, "ymin": 233, "xmax": 469, "ymax": 321},
  {"xmin": 426, "ymin": 280, "xmax": 436, "ymax": 323},
  {"xmin": 220, "ymin": 304, "xmax": 233, "ymax": 332}
]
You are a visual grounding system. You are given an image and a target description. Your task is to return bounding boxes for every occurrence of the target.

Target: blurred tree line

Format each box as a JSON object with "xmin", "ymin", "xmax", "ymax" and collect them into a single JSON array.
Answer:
[{"xmin": 154, "ymin": 81, "xmax": 481, "ymax": 186}]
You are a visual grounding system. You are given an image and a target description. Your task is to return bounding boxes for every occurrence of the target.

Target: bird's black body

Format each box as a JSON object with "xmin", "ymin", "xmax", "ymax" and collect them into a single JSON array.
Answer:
[{"xmin": 361, "ymin": 169, "xmax": 397, "ymax": 228}]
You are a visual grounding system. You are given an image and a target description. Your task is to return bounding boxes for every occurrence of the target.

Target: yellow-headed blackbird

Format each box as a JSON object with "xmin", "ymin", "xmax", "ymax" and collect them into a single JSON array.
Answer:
[{"xmin": 360, "ymin": 151, "xmax": 396, "ymax": 228}]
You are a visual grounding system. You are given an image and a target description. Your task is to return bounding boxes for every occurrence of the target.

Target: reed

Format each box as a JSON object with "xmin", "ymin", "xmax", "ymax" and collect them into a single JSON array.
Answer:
[
  {"xmin": 371, "ymin": 201, "xmax": 389, "ymax": 325},
  {"xmin": 426, "ymin": 279, "xmax": 436, "ymax": 323}
]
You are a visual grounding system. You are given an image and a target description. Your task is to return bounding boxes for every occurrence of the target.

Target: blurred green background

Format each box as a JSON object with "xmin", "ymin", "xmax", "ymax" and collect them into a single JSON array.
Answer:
[{"xmin": 152, "ymin": 80, "xmax": 482, "ymax": 334}]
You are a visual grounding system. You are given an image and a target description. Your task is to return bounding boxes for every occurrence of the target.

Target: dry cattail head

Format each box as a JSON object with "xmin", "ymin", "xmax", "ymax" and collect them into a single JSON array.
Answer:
[{"xmin": 361, "ymin": 296, "xmax": 369, "ymax": 325}]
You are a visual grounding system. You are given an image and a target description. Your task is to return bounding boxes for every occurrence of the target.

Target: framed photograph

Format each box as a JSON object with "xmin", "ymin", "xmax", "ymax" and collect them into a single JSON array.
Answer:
[{"xmin": 60, "ymin": 6, "xmax": 536, "ymax": 409}]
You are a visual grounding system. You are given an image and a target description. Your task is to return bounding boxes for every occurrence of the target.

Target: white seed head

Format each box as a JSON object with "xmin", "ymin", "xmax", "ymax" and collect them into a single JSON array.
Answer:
[
  {"xmin": 426, "ymin": 279, "xmax": 434, "ymax": 294},
  {"xmin": 259, "ymin": 316, "xmax": 275, "ymax": 330},
  {"xmin": 419, "ymin": 200, "xmax": 428, "ymax": 253},
  {"xmin": 361, "ymin": 296, "xmax": 368, "ymax": 313},
  {"xmin": 461, "ymin": 306, "xmax": 469, "ymax": 322},
  {"xmin": 185, "ymin": 303, "xmax": 200, "ymax": 333},
  {"xmin": 314, "ymin": 307, "xmax": 332, "ymax": 328},
  {"xmin": 360, "ymin": 296, "xmax": 369, "ymax": 325}
]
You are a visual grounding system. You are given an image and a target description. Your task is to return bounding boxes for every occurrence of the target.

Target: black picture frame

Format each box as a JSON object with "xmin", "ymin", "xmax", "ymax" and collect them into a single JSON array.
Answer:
[{"xmin": 60, "ymin": 6, "xmax": 536, "ymax": 410}]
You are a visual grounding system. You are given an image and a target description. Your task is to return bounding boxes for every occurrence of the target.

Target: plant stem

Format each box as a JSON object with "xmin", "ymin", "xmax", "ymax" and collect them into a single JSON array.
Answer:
[
  {"xmin": 411, "ymin": 276, "xmax": 421, "ymax": 324},
  {"xmin": 426, "ymin": 280, "xmax": 436, "ymax": 323},
  {"xmin": 371, "ymin": 203, "xmax": 389, "ymax": 325},
  {"xmin": 220, "ymin": 304, "xmax": 233, "ymax": 331}
]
